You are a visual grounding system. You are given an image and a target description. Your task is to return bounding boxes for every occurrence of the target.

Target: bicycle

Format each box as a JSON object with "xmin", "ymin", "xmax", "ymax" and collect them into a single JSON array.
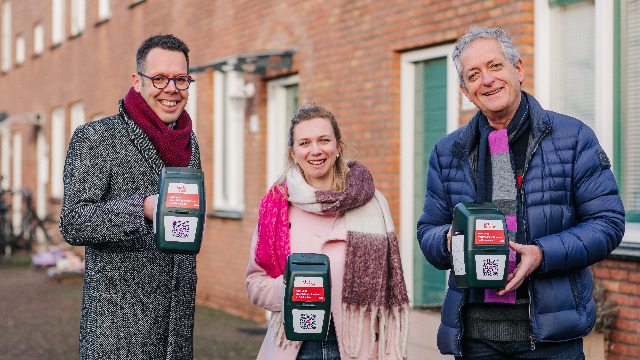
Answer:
[
  {"xmin": 0, "ymin": 188, "xmax": 15, "ymax": 260},
  {"xmin": 0, "ymin": 187, "xmax": 54, "ymax": 260}
]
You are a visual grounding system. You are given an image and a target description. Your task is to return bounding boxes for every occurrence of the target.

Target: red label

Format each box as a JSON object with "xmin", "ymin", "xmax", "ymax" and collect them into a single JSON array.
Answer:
[
  {"xmin": 166, "ymin": 193, "xmax": 200, "ymax": 209},
  {"xmin": 293, "ymin": 287, "xmax": 325, "ymax": 301},
  {"xmin": 475, "ymin": 229, "xmax": 506, "ymax": 244}
]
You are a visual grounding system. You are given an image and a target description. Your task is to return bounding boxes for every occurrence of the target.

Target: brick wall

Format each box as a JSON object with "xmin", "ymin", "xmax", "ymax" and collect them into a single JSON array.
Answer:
[
  {"xmin": 592, "ymin": 259, "xmax": 640, "ymax": 360},
  {"xmin": 0, "ymin": 0, "xmax": 537, "ymax": 323}
]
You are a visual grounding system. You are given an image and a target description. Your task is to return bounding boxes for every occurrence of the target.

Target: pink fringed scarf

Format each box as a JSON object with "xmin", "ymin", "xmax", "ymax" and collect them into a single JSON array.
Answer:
[
  {"xmin": 123, "ymin": 87, "xmax": 192, "ymax": 167},
  {"xmin": 255, "ymin": 161, "xmax": 409, "ymax": 359}
]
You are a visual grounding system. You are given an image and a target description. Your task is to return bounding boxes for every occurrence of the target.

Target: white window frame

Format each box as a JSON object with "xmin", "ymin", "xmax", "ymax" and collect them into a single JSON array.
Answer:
[
  {"xmin": 98, "ymin": 0, "xmax": 111, "ymax": 21},
  {"xmin": 266, "ymin": 75, "xmax": 299, "ymax": 189},
  {"xmin": 36, "ymin": 120, "xmax": 49, "ymax": 220},
  {"xmin": 50, "ymin": 107, "xmax": 65, "ymax": 199},
  {"xmin": 185, "ymin": 75, "xmax": 197, "ymax": 135},
  {"xmin": 70, "ymin": 0, "xmax": 85, "ymax": 36},
  {"xmin": 400, "ymin": 43, "xmax": 459, "ymax": 301},
  {"xmin": 11, "ymin": 132, "xmax": 22, "ymax": 232},
  {"xmin": 33, "ymin": 22, "xmax": 44, "ymax": 55},
  {"xmin": 536, "ymin": 0, "xmax": 629, "ymax": 243},
  {"xmin": 52, "ymin": 0, "xmax": 65, "ymax": 45},
  {"xmin": 15, "ymin": 33, "xmax": 24, "ymax": 65},
  {"xmin": 70, "ymin": 102, "xmax": 85, "ymax": 135},
  {"xmin": 1, "ymin": 128, "xmax": 10, "ymax": 189},
  {"xmin": 1, "ymin": 1, "xmax": 11, "ymax": 72},
  {"xmin": 213, "ymin": 70, "xmax": 245, "ymax": 213}
]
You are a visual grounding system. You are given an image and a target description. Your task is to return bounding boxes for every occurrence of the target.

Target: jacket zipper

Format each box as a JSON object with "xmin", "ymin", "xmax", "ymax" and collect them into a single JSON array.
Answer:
[
  {"xmin": 457, "ymin": 289, "xmax": 467, "ymax": 356},
  {"xmin": 519, "ymin": 124, "xmax": 550, "ymax": 352}
]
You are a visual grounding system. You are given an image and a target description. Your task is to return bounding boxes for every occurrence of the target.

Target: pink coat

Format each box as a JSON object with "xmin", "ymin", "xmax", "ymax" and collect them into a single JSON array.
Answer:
[{"xmin": 245, "ymin": 204, "xmax": 403, "ymax": 360}]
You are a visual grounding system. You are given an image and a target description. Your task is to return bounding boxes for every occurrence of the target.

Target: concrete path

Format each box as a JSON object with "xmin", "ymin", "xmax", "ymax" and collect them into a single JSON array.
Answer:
[{"xmin": 408, "ymin": 309, "xmax": 450, "ymax": 359}]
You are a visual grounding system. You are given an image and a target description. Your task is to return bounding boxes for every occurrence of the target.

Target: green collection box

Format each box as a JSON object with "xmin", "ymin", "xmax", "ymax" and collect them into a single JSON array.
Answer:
[
  {"xmin": 283, "ymin": 253, "xmax": 331, "ymax": 341},
  {"xmin": 450, "ymin": 202, "xmax": 509, "ymax": 289},
  {"xmin": 154, "ymin": 167, "xmax": 206, "ymax": 254}
]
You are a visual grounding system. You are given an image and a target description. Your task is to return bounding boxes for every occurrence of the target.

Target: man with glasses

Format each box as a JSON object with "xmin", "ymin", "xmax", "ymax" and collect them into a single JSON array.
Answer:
[{"xmin": 60, "ymin": 34, "xmax": 201, "ymax": 359}]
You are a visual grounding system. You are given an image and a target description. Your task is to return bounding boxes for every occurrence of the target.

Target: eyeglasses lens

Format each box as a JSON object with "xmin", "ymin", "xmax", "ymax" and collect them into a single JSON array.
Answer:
[{"xmin": 151, "ymin": 75, "xmax": 191, "ymax": 90}]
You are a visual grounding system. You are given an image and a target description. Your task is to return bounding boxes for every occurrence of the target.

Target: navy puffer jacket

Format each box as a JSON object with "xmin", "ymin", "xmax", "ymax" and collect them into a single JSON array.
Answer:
[{"xmin": 417, "ymin": 92, "xmax": 625, "ymax": 356}]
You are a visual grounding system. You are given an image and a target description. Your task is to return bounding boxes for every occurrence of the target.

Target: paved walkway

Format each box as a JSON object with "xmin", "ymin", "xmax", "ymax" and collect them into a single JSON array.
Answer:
[{"xmin": 408, "ymin": 309, "xmax": 450, "ymax": 359}]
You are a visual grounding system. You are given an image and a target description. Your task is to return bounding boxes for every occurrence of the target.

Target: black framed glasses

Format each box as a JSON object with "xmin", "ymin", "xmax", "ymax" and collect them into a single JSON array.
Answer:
[{"xmin": 138, "ymin": 72, "xmax": 195, "ymax": 90}]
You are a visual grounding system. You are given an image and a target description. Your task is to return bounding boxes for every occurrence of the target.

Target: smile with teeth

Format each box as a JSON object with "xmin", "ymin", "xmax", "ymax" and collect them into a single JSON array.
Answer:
[
  {"xmin": 485, "ymin": 88, "xmax": 501, "ymax": 96},
  {"xmin": 160, "ymin": 100, "xmax": 177, "ymax": 107},
  {"xmin": 309, "ymin": 159, "xmax": 326, "ymax": 165}
]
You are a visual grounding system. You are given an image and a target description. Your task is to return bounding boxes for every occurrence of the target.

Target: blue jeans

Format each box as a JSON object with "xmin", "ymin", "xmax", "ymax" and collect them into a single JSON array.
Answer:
[
  {"xmin": 296, "ymin": 318, "xmax": 341, "ymax": 360},
  {"xmin": 455, "ymin": 337, "xmax": 584, "ymax": 360}
]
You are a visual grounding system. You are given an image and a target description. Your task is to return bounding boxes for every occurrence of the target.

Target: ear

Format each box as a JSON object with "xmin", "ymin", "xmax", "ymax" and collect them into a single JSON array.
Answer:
[
  {"xmin": 133, "ymin": 73, "xmax": 142, "ymax": 93},
  {"xmin": 460, "ymin": 84, "xmax": 471, "ymax": 103},
  {"xmin": 289, "ymin": 147, "xmax": 296, "ymax": 163},
  {"xmin": 516, "ymin": 59, "xmax": 525, "ymax": 84}
]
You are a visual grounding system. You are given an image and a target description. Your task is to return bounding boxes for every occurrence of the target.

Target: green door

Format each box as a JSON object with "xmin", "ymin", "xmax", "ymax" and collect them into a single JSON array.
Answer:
[{"xmin": 413, "ymin": 57, "xmax": 448, "ymax": 307}]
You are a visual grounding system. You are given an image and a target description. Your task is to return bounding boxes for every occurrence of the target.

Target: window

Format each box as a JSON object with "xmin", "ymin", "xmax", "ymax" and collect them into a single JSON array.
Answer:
[
  {"xmin": 266, "ymin": 75, "xmax": 298, "ymax": 187},
  {"xmin": 15, "ymin": 33, "xmax": 24, "ymax": 65},
  {"xmin": 537, "ymin": 0, "xmax": 632, "ymax": 245},
  {"xmin": 70, "ymin": 0, "xmax": 85, "ymax": 36},
  {"xmin": 549, "ymin": 0, "xmax": 596, "ymax": 129},
  {"xmin": 50, "ymin": 107, "xmax": 65, "ymax": 199},
  {"xmin": 70, "ymin": 102, "xmax": 85, "ymax": 135},
  {"xmin": 33, "ymin": 22, "xmax": 44, "ymax": 55},
  {"xmin": 98, "ymin": 0, "xmax": 111, "ymax": 22},
  {"xmin": 184, "ymin": 75, "xmax": 197, "ymax": 134},
  {"xmin": 52, "ymin": 0, "xmax": 65, "ymax": 45},
  {"xmin": 213, "ymin": 70, "xmax": 245, "ymax": 215},
  {"xmin": 1, "ymin": 128, "xmax": 10, "ymax": 189},
  {"xmin": 619, "ymin": 0, "xmax": 640, "ymax": 243},
  {"xmin": 1, "ymin": 1, "xmax": 11, "ymax": 72}
]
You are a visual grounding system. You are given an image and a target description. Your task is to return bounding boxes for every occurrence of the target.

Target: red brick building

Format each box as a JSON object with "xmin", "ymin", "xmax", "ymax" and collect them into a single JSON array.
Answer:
[{"xmin": 0, "ymin": 0, "xmax": 638, "ymax": 358}]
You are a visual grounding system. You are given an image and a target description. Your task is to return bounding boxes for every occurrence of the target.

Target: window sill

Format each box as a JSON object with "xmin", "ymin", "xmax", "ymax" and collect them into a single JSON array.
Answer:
[
  {"xmin": 94, "ymin": 18, "xmax": 111, "ymax": 27},
  {"xmin": 207, "ymin": 210, "xmax": 243, "ymax": 220},
  {"xmin": 609, "ymin": 242, "xmax": 640, "ymax": 261},
  {"xmin": 129, "ymin": 0, "xmax": 146, "ymax": 9}
]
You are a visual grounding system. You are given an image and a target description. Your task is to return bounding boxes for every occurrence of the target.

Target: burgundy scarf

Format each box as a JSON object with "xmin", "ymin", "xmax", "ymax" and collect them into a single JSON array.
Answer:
[{"xmin": 123, "ymin": 87, "xmax": 192, "ymax": 167}]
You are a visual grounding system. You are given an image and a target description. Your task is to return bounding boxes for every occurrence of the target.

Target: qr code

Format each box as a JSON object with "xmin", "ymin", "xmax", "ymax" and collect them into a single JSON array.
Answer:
[
  {"xmin": 299, "ymin": 313, "xmax": 317, "ymax": 330},
  {"xmin": 482, "ymin": 258, "xmax": 500, "ymax": 277},
  {"xmin": 171, "ymin": 220, "xmax": 190, "ymax": 238}
]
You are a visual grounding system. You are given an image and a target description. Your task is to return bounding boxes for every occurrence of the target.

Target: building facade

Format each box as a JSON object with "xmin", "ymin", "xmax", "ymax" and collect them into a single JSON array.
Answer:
[{"xmin": 0, "ymin": 0, "xmax": 638, "ymax": 358}]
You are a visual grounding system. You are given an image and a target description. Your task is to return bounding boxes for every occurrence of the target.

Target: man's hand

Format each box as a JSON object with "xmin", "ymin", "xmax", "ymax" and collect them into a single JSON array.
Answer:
[
  {"xmin": 143, "ymin": 195, "xmax": 158, "ymax": 220},
  {"xmin": 497, "ymin": 241, "xmax": 543, "ymax": 295},
  {"xmin": 447, "ymin": 225, "xmax": 453, "ymax": 252}
]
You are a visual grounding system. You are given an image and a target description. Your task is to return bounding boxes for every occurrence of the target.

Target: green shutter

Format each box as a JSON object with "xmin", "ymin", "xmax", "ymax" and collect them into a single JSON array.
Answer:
[{"xmin": 413, "ymin": 57, "xmax": 448, "ymax": 307}]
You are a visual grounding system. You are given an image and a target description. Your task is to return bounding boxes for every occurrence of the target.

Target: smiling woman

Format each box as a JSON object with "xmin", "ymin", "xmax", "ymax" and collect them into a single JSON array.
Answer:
[
  {"xmin": 289, "ymin": 117, "xmax": 341, "ymax": 191},
  {"xmin": 245, "ymin": 104, "xmax": 410, "ymax": 360}
]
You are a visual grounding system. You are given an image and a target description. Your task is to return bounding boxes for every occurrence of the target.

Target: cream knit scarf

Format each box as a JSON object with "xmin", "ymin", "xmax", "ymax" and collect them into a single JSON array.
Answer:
[{"xmin": 255, "ymin": 161, "xmax": 409, "ymax": 359}]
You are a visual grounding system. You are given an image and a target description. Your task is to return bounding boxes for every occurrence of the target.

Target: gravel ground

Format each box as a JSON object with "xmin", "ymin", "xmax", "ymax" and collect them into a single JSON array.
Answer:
[{"xmin": 0, "ymin": 254, "xmax": 264, "ymax": 360}]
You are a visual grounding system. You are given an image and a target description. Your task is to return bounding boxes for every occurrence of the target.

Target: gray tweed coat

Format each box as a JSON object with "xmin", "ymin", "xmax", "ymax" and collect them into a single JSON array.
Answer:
[{"xmin": 60, "ymin": 100, "xmax": 201, "ymax": 360}]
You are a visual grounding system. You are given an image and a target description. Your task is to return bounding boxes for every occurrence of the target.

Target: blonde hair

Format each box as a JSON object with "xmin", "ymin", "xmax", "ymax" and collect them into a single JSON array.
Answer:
[{"xmin": 273, "ymin": 104, "xmax": 348, "ymax": 194}]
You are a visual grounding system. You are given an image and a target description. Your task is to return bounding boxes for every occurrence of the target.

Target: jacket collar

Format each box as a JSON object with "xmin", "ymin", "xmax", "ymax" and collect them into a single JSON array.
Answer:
[{"xmin": 449, "ymin": 91, "xmax": 550, "ymax": 162}]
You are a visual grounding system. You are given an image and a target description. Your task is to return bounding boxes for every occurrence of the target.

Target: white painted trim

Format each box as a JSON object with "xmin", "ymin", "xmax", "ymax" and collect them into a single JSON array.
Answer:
[
  {"xmin": 594, "ymin": 0, "xmax": 615, "ymax": 162},
  {"xmin": 213, "ymin": 70, "xmax": 245, "ymax": 212},
  {"xmin": 11, "ymin": 132, "xmax": 21, "ymax": 232},
  {"xmin": 534, "ymin": 0, "xmax": 551, "ymax": 109},
  {"xmin": 185, "ymin": 76, "xmax": 197, "ymax": 135},
  {"xmin": 0, "ymin": 129, "xmax": 10, "ymax": 189},
  {"xmin": 36, "ymin": 124, "xmax": 49, "ymax": 219},
  {"xmin": 266, "ymin": 75, "xmax": 299, "ymax": 189},
  {"xmin": 50, "ymin": 107, "xmax": 65, "ymax": 199},
  {"xmin": 400, "ymin": 43, "xmax": 457, "ymax": 304}
]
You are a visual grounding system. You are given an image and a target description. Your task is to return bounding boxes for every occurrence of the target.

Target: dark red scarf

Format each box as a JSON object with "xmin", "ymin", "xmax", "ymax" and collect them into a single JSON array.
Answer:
[{"xmin": 123, "ymin": 87, "xmax": 192, "ymax": 167}]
